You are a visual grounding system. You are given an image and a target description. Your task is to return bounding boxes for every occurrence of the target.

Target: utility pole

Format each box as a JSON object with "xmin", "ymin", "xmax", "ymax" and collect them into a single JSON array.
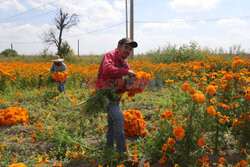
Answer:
[
  {"xmin": 77, "ymin": 39, "xmax": 79, "ymax": 56},
  {"xmin": 130, "ymin": 0, "xmax": 134, "ymax": 59},
  {"xmin": 125, "ymin": 0, "xmax": 128, "ymax": 38}
]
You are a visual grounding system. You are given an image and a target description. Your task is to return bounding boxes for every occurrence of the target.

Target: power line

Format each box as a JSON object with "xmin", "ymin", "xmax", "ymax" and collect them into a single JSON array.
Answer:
[
  {"xmin": 66, "ymin": 21, "xmax": 126, "ymax": 39},
  {"xmin": 0, "ymin": 21, "xmax": 126, "ymax": 44},
  {"xmin": 134, "ymin": 15, "xmax": 250, "ymax": 24},
  {"xmin": 0, "ymin": 0, "xmax": 65, "ymax": 23},
  {"xmin": 1, "ymin": 0, "xmax": 88, "ymax": 26}
]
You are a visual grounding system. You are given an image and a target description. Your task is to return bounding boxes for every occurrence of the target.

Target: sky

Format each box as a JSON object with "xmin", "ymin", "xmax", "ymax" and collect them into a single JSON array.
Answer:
[{"xmin": 0, "ymin": 0, "xmax": 250, "ymax": 55}]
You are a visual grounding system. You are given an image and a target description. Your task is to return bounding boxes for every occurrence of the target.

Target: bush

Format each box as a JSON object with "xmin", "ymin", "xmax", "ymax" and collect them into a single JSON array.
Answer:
[
  {"xmin": 59, "ymin": 41, "xmax": 78, "ymax": 63},
  {"xmin": 1, "ymin": 49, "xmax": 18, "ymax": 57},
  {"xmin": 39, "ymin": 47, "xmax": 53, "ymax": 62},
  {"xmin": 136, "ymin": 41, "xmax": 213, "ymax": 63}
]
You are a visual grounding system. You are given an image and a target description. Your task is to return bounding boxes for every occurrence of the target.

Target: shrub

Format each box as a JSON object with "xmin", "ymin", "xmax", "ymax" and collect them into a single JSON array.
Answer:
[
  {"xmin": 39, "ymin": 47, "xmax": 53, "ymax": 62},
  {"xmin": 60, "ymin": 41, "xmax": 75, "ymax": 62},
  {"xmin": 1, "ymin": 49, "xmax": 18, "ymax": 57},
  {"xmin": 136, "ymin": 41, "xmax": 212, "ymax": 63}
]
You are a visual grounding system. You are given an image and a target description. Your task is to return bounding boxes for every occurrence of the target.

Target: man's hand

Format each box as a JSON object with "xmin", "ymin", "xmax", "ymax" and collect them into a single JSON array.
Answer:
[{"xmin": 128, "ymin": 70, "xmax": 136, "ymax": 77}]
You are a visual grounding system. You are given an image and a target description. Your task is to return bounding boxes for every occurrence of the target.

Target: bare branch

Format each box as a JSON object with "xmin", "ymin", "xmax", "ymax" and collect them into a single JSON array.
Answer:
[{"xmin": 40, "ymin": 8, "xmax": 79, "ymax": 55}]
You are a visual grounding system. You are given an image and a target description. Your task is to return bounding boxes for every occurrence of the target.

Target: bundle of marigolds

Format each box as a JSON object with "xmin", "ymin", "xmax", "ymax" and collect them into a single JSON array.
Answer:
[
  {"xmin": 126, "ymin": 71, "xmax": 150, "ymax": 97},
  {"xmin": 123, "ymin": 109, "xmax": 147, "ymax": 137},
  {"xmin": 0, "ymin": 107, "xmax": 28, "ymax": 126},
  {"xmin": 52, "ymin": 71, "xmax": 68, "ymax": 82},
  {"xmin": 8, "ymin": 163, "xmax": 27, "ymax": 167}
]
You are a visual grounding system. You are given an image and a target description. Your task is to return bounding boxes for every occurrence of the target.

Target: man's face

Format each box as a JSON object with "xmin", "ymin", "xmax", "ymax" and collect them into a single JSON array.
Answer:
[{"xmin": 118, "ymin": 43, "xmax": 132, "ymax": 59}]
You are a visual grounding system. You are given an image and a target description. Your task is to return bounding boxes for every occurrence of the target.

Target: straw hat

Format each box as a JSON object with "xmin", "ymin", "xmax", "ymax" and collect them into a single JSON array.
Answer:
[{"xmin": 51, "ymin": 55, "xmax": 64, "ymax": 62}]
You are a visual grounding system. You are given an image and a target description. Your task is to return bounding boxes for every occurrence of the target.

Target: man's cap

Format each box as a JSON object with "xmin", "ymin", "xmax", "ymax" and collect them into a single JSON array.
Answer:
[
  {"xmin": 118, "ymin": 38, "xmax": 138, "ymax": 48},
  {"xmin": 51, "ymin": 55, "xmax": 64, "ymax": 62}
]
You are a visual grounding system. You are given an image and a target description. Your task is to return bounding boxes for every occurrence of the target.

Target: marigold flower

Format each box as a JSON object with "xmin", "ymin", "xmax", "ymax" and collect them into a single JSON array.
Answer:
[
  {"xmin": 206, "ymin": 106, "xmax": 216, "ymax": 117},
  {"xmin": 161, "ymin": 110, "xmax": 173, "ymax": 120},
  {"xmin": 198, "ymin": 138, "xmax": 205, "ymax": 147},
  {"xmin": 181, "ymin": 83, "xmax": 191, "ymax": 92},
  {"xmin": 219, "ymin": 119, "xmax": 226, "ymax": 124},
  {"xmin": 0, "ymin": 107, "xmax": 28, "ymax": 126},
  {"xmin": 144, "ymin": 162, "xmax": 150, "ymax": 167},
  {"xmin": 8, "ymin": 163, "xmax": 27, "ymax": 167},
  {"xmin": 126, "ymin": 71, "xmax": 150, "ymax": 97},
  {"xmin": 219, "ymin": 157, "xmax": 227, "ymax": 165},
  {"xmin": 52, "ymin": 71, "xmax": 68, "ymax": 82},
  {"xmin": 98, "ymin": 125, "xmax": 104, "ymax": 132},
  {"xmin": 158, "ymin": 156, "xmax": 167, "ymax": 164},
  {"xmin": 232, "ymin": 59, "xmax": 245, "ymax": 67},
  {"xmin": 241, "ymin": 148, "xmax": 246, "ymax": 154},
  {"xmin": 169, "ymin": 148, "xmax": 175, "ymax": 153},
  {"xmin": 225, "ymin": 74, "xmax": 233, "ymax": 81},
  {"xmin": 123, "ymin": 109, "xmax": 147, "ymax": 137},
  {"xmin": 167, "ymin": 138, "xmax": 176, "ymax": 146},
  {"xmin": 173, "ymin": 126, "xmax": 185, "ymax": 139},
  {"xmin": 244, "ymin": 94, "xmax": 250, "ymax": 100},
  {"xmin": 206, "ymin": 85, "xmax": 217, "ymax": 95},
  {"xmin": 54, "ymin": 162, "xmax": 62, "ymax": 167},
  {"xmin": 210, "ymin": 98, "xmax": 216, "ymax": 104},
  {"xmin": 235, "ymin": 160, "xmax": 248, "ymax": 167},
  {"xmin": 189, "ymin": 89, "xmax": 197, "ymax": 95},
  {"xmin": 192, "ymin": 91, "xmax": 206, "ymax": 103}
]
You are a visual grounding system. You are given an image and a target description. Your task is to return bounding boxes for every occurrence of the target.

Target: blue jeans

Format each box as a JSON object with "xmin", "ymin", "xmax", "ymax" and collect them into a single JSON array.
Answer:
[
  {"xmin": 57, "ymin": 80, "xmax": 66, "ymax": 93},
  {"xmin": 107, "ymin": 102, "xmax": 127, "ymax": 153}
]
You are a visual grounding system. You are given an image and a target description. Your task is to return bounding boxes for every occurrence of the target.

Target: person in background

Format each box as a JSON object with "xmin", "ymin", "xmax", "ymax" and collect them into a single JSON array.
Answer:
[
  {"xmin": 96, "ymin": 38, "xmax": 138, "ymax": 158},
  {"xmin": 50, "ymin": 55, "xmax": 67, "ymax": 93}
]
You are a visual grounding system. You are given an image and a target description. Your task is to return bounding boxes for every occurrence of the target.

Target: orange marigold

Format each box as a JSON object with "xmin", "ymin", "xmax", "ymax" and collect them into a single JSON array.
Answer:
[
  {"xmin": 225, "ymin": 74, "xmax": 233, "ymax": 81},
  {"xmin": 126, "ymin": 71, "xmax": 150, "ymax": 97},
  {"xmin": 8, "ymin": 163, "xmax": 27, "ymax": 167},
  {"xmin": 206, "ymin": 85, "xmax": 217, "ymax": 95},
  {"xmin": 219, "ymin": 157, "xmax": 227, "ymax": 165},
  {"xmin": 181, "ymin": 83, "xmax": 191, "ymax": 92},
  {"xmin": 123, "ymin": 109, "xmax": 147, "ymax": 137},
  {"xmin": 244, "ymin": 94, "xmax": 250, "ymax": 100},
  {"xmin": 0, "ymin": 107, "xmax": 28, "ymax": 126},
  {"xmin": 206, "ymin": 106, "xmax": 216, "ymax": 117},
  {"xmin": 235, "ymin": 160, "xmax": 248, "ymax": 167},
  {"xmin": 198, "ymin": 138, "xmax": 205, "ymax": 147},
  {"xmin": 173, "ymin": 126, "xmax": 185, "ymax": 139},
  {"xmin": 192, "ymin": 91, "xmax": 206, "ymax": 103},
  {"xmin": 52, "ymin": 71, "xmax": 68, "ymax": 82},
  {"xmin": 161, "ymin": 110, "xmax": 173, "ymax": 120},
  {"xmin": 167, "ymin": 138, "xmax": 176, "ymax": 146}
]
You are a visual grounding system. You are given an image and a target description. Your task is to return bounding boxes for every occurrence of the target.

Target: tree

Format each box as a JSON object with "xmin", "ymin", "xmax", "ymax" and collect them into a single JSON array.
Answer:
[
  {"xmin": 42, "ymin": 8, "xmax": 79, "ymax": 57},
  {"xmin": 1, "ymin": 49, "xmax": 18, "ymax": 57}
]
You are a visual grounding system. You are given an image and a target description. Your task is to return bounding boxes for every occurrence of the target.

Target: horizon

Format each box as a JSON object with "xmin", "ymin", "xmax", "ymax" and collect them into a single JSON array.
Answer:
[{"xmin": 1, "ymin": 0, "xmax": 250, "ymax": 55}]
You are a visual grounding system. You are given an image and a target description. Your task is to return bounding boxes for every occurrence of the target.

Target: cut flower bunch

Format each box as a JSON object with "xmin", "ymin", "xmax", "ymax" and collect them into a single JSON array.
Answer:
[
  {"xmin": 0, "ymin": 107, "xmax": 28, "ymax": 126},
  {"xmin": 52, "ymin": 71, "xmax": 68, "ymax": 82},
  {"xmin": 126, "ymin": 71, "xmax": 151, "ymax": 97}
]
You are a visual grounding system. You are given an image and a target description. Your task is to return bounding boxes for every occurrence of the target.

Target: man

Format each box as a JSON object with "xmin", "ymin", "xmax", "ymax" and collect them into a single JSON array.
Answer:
[
  {"xmin": 50, "ymin": 55, "xmax": 67, "ymax": 93},
  {"xmin": 96, "ymin": 38, "xmax": 137, "ymax": 155}
]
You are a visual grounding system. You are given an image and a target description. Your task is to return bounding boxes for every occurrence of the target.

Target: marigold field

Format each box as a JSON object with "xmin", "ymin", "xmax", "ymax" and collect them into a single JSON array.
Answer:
[{"xmin": 0, "ymin": 55, "xmax": 249, "ymax": 167}]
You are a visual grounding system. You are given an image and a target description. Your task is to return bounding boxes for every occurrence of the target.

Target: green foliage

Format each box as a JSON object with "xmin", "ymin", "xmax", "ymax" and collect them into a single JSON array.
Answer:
[
  {"xmin": 39, "ymin": 47, "xmax": 53, "ymax": 62},
  {"xmin": 81, "ymin": 89, "xmax": 120, "ymax": 115},
  {"xmin": 1, "ymin": 49, "xmax": 18, "ymax": 57},
  {"xmin": 136, "ymin": 41, "xmax": 212, "ymax": 63},
  {"xmin": 60, "ymin": 41, "xmax": 76, "ymax": 62}
]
